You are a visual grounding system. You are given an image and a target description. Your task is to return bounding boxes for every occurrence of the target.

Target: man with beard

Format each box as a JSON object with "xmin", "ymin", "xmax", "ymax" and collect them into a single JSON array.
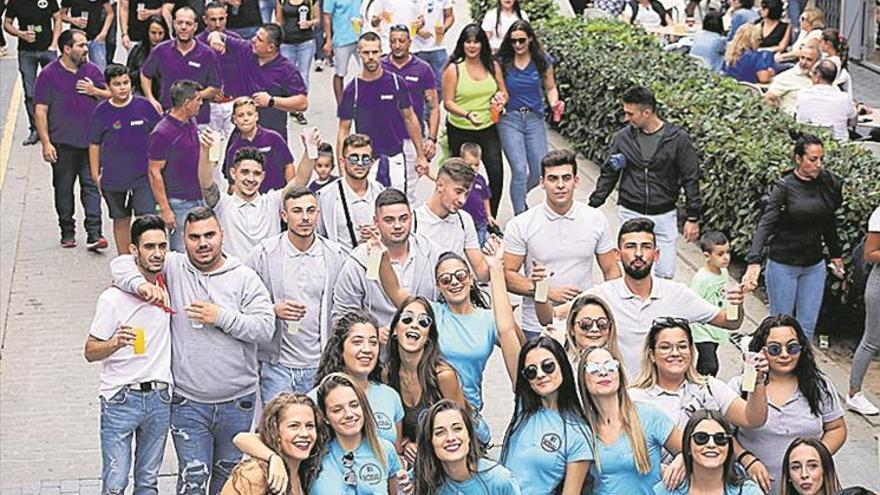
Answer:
[
  {"xmin": 34, "ymin": 28, "xmax": 110, "ymax": 250},
  {"xmin": 196, "ymin": 1, "xmax": 242, "ymax": 138},
  {"xmin": 333, "ymin": 187, "xmax": 441, "ymax": 328},
  {"xmin": 764, "ymin": 44, "xmax": 820, "ymax": 116},
  {"xmin": 317, "ymin": 133, "xmax": 387, "ymax": 252},
  {"xmin": 245, "ymin": 186, "xmax": 347, "ymax": 400},
  {"xmin": 84, "ymin": 214, "xmax": 173, "ymax": 495},
  {"xmin": 587, "ymin": 217, "xmax": 745, "ymax": 375},
  {"xmin": 111, "ymin": 206, "xmax": 275, "ymax": 495}
]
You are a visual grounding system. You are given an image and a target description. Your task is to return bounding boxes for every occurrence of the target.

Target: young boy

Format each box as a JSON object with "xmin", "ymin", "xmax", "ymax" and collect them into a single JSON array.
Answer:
[
  {"xmin": 689, "ymin": 231, "xmax": 733, "ymax": 376},
  {"xmin": 428, "ymin": 142, "xmax": 496, "ymax": 245},
  {"xmin": 309, "ymin": 142, "xmax": 339, "ymax": 193}
]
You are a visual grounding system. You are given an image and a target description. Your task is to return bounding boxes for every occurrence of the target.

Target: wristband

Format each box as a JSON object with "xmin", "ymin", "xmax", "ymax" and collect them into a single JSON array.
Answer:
[
  {"xmin": 268, "ymin": 96, "xmax": 276, "ymax": 108},
  {"xmin": 744, "ymin": 458, "xmax": 760, "ymax": 472},
  {"xmin": 737, "ymin": 450, "xmax": 753, "ymax": 464}
]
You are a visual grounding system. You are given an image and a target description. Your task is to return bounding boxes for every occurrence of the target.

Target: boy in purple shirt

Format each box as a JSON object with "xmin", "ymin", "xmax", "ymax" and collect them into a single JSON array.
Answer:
[
  {"xmin": 35, "ymin": 29, "xmax": 110, "ymax": 250},
  {"xmin": 148, "ymin": 79, "xmax": 205, "ymax": 252},
  {"xmin": 90, "ymin": 64, "xmax": 162, "ymax": 254},
  {"xmin": 224, "ymin": 96, "xmax": 294, "ymax": 192}
]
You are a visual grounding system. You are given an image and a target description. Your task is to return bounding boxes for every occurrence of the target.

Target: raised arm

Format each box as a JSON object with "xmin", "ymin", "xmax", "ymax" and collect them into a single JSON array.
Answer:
[
  {"xmin": 197, "ymin": 130, "xmax": 221, "ymax": 208},
  {"xmin": 485, "ymin": 238, "xmax": 524, "ymax": 388},
  {"xmin": 373, "ymin": 238, "xmax": 411, "ymax": 308}
]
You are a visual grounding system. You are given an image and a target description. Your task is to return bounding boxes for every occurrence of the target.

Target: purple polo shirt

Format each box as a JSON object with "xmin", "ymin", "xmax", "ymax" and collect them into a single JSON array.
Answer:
[
  {"xmin": 140, "ymin": 39, "xmax": 221, "ymax": 124},
  {"xmin": 33, "ymin": 59, "xmax": 106, "ymax": 148},
  {"xmin": 338, "ymin": 71, "xmax": 412, "ymax": 156},
  {"xmin": 382, "ymin": 55, "xmax": 435, "ymax": 124},
  {"xmin": 225, "ymin": 126, "xmax": 294, "ymax": 192},
  {"xmin": 148, "ymin": 114, "xmax": 202, "ymax": 200},
  {"xmin": 90, "ymin": 96, "xmax": 162, "ymax": 191},
  {"xmin": 463, "ymin": 174, "xmax": 490, "ymax": 227},
  {"xmin": 195, "ymin": 30, "xmax": 248, "ymax": 98}
]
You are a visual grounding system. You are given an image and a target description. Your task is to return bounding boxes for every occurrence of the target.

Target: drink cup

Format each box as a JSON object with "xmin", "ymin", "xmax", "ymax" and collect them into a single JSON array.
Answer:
[
  {"xmin": 434, "ymin": 20, "xmax": 444, "ymax": 44},
  {"xmin": 27, "ymin": 24, "xmax": 36, "ymax": 36},
  {"xmin": 299, "ymin": 6, "xmax": 309, "ymax": 23},
  {"xmin": 534, "ymin": 278, "xmax": 550, "ymax": 304},
  {"xmin": 552, "ymin": 101, "xmax": 565, "ymax": 123},
  {"xmin": 383, "ymin": 11, "xmax": 392, "ymax": 23},
  {"xmin": 81, "ymin": 11, "xmax": 89, "ymax": 22},
  {"xmin": 819, "ymin": 334, "xmax": 829, "ymax": 349},
  {"xmin": 741, "ymin": 351, "xmax": 758, "ymax": 392},
  {"xmin": 366, "ymin": 248, "xmax": 381, "ymax": 281},
  {"xmin": 133, "ymin": 327, "xmax": 146, "ymax": 355},
  {"xmin": 207, "ymin": 129, "xmax": 223, "ymax": 162},
  {"xmin": 287, "ymin": 319, "xmax": 300, "ymax": 334},
  {"xmin": 409, "ymin": 21, "xmax": 418, "ymax": 38},
  {"xmin": 304, "ymin": 126, "xmax": 319, "ymax": 159},
  {"xmin": 686, "ymin": 16, "xmax": 695, "ymax": 28},
  {"xmin": 725, "ymin": 281, "xmax": 740, "ymax": 321},
  {"xmin": 490, "ymin": 104, "xmax": 501, "ymax": 124},
  {"xmin": 136, "ymin": 3, "xmax": 145, "ymax": 11},
  {"xmin": 351, "ymin": 17, "xmax": 362, "ymax": 34}
]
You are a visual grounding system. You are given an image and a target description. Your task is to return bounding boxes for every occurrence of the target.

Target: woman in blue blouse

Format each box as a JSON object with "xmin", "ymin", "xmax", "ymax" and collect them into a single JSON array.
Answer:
[
  {"xmin": 722, "ymin": 24, "xmax": 775, "ymax": 83},
  {"xmin": 689, "ymin": 11, "xmax": 726, "ymax": 72}
]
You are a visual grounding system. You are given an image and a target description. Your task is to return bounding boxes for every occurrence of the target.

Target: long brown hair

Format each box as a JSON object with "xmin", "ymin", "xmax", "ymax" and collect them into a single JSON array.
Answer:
[
  {"xmin": 413, "ymin": 400, "xmax": 484, "ymax": 495},
  {"xmin": 316, "ymin": 372, "xmax": 387, "ymax": 469},
  {"xmin": 631, "ymin": 316, "xmax": 706, "ymax": 389},
  {"xmin": 258, "ymin": 393, "xmax": 328, "ymax": 491},
  {"xmin": 780, "ymin": 438, "xmax": 841, "ymax": 495},
  {"xmin": 565, "ymin": 294, "xmax": 620, "ymax": 363}
]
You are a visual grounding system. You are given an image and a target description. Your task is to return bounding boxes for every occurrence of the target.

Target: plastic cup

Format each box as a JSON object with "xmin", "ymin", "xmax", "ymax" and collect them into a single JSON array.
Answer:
[
  {"xmin": 133, "ymin": 327, "xmax": 146, "ymax": 355},
  {"xmin": 534, "ymin": 279, "xmax": 550, "ymax": 304},
  {"xmin": 819, "ymin": 335, "xmax": 829, "ymax": 349},
  {"xmin": 351, "ymin": 17, "xmax": 362, "ymax": 34},
  {"xmin": 409, "ymin": 21, "xmax": 418, "ymax": 39},
  {"xmin": 136, "ymin": 2, "xmax": 145, "ymax": 11},
  {"xmin": 434, "ymin": 20, "xmax": 444, "ymax": 45},
  {"xmin": 207, "ymin": 130, "xmax": 223, "ymax": 162},
  {"xmin": 552, "ymin": 101, "xmax": 565, "ymax": 123},
  {"xmin": 490, "ymin": 104, "xmax": 501, "ymax": 124},
  {"xmin": 725, "ymin": 281, "xmax": 740, "ymax": 321},
  {"xmin": 304, "ymin": 126, "xmax": 319, "ymax": 159},
  {"xmin": 383, "ymin": 11, "xmax": 392, "ymax": 23},
  {"xmin": 366, "ymin": 248, "xmax": 381, "ymax": 281},
  {"xmin": 287, "ymin": 320, "xmax": 300, "ymax": 334},
  {"xmin": 81, "ymin": 11, "xmax": 89, "ymax": 22},
  {"xmin": 741, "ymin": 351, "xmax": 758, "ymax": 392}
]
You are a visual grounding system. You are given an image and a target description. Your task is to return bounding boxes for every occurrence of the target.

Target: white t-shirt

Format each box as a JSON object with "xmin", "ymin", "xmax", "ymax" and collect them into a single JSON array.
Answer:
[
  {"xmin": 869, "ymin": 206, "xmax": 880, "ymax": 233},
  {"xmin": 481, "ymin": 8, "xmax": 529, "ymax": 51},
  {"xmin": 214, "ymin": 189, "xmax": 283, "ymax": 260},
  {"xmin": 795, "ymin": 84, "xmax": 855, "ymax": 142},
  {"xmin": 622, "ymin": 2, "xmax": 663, "ymax": 28},
  {"xmin": 90, "ymin": 287, "xmax": 173, "ymax": 400},
  {"xmin": 414, "ymin": 203, "xmax": 479, "ymax": 259},
  {"xmin": 374, "ymin": 0, "xmax": 451, "ymax": 53}
]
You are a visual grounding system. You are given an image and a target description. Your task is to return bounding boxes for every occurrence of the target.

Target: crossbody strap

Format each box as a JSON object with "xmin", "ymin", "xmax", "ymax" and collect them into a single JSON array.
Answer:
[{"xmin": 337, "ymin": 180, "xmax": 358, "ymax": 247}]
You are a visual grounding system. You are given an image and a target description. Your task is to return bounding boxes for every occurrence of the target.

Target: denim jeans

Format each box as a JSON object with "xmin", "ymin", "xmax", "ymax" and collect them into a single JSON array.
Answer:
[
  {"xmin": 498, "ymin": 110, "xmax": 549, "ymax": 215},
  {"xmin": 258, "ymin": 0, "xmax": 274, "ymax": 22},
  {"xmin": 54, "ymin": 145, "xmax": 103, "ymax": 239},
  {"xmin": 171, "ymin": 392, "xmax": 257, "ymax": 495},
  {"xmin": 18, "ymin": 50, "xmax": 56, "ymax": 131},
  {"xmin": 618, "ymin": 206, "xmax": 678, "ymax": 279},
  {"xmin": 414, "ymin": 48, "xmax": 447, "ymax": 105},
  {"xmin": 89, "ymin": 39, "xmax": 107, "ymax": 73},
  {"xmin": 259, "ymin": 362, "xmax": 318, "ymax": 402},
  {"xmin": 167, "ymin": 198, "xmax": 206, "ymax": 252},
  {"xmin": 280, "ymin": 39, "xmax": 316, "ymax": 91},
  {"xmin": 100, "ymin": 386, "xmax": 171, "ymax": 495},
  {"xmin": 765, "ymin": 259, "xmax": 826, "ymax": 340},
  {"xmin": 851, "ymin": 268, "xmax": 880, "ymax": 390},
  {"xmin": 230, "ymin": 26, "xmax": 259, "ymax": 39}
]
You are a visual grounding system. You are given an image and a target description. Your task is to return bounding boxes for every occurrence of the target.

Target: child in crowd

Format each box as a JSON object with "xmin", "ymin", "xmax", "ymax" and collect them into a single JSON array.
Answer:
[
  {"xmin": 689, "ymin": 231, "xmax": 733, "ymax": 376},
  {"xmin": 308, "ymin": 143, "xmax": 339, "ymax": 193}
]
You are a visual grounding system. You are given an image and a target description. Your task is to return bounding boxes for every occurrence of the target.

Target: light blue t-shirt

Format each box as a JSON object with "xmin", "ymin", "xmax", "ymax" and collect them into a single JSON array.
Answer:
[
  {"xmin": 438, "ymin": 459, "xmax": 522, "ymax": 495},
  {"xmin": 503, "ymin": 408, "xmax": 594, "ymax": 494},
  {"xmin": 310, "ymin": 437, "xmax": 402, "ymax": 495},
  {"xmin": 591, "ymin": 403, "xmax": 674, "ymax": 495},
  {"xmin": 323, "ymin": 0, "xmax": 361, "ymax": 47},
  {"xmin": 653, "ymin": 479, "xmax": 764, "ymax": 495},
  {"xmin": 308, "ymin": 381, "xmax": 404, "ymax": 445}
]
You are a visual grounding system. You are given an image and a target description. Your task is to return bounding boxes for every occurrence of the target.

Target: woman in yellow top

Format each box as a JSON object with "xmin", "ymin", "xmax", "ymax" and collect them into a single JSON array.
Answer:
[{"xmin": 442, "ymin": 23, "xmax": 508, "ymax": 216}]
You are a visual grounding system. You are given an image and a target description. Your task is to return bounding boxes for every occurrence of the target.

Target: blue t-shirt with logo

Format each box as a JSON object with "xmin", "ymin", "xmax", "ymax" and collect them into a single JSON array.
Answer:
[
  {"xmin": 503, "ymin": 408, "xmax": 594, "ymax": 494},
  {"xmin": 438, "ymin": 458, "xmax": 522, "ymax": 494},
  {"xmin": 310, "ymin": 437, "xmax": 402, "ymax": 494},
  {"xmin": 308, "ymin": 381, "xmax": 403, "ymax": 445}
]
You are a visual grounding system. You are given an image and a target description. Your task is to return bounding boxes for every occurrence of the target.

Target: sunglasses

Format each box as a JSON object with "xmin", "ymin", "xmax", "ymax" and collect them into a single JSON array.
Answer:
[
  {"xmin": 584, "ymin": 359, "xmax": 620, "ymax": 376},
  {"xmin": 510, "ymin": 37, "xmax": 528, "ymax": 45},
  {"xmin": 400, "ymin": 311, "xmax": 432, "ymax": 329},
  {"xmin": 437, "ymin": 269, "xmax": 469, "ymax": 287},
  {"xmin": 766, "ymin": 342, "xmax": 802, "ymax": 357},
  {"xmin": 342, "ymin": 451, "xmax": 356, "ymax": 486},
  {"xmin": 522, "ymin": 359, "xmax": 556, "ymax": 381},
  {"xmin": 576, "ymin": 317, "xmax": 611, "ymax": 333},
  {"xmin": 347, "ymin": 154, "xmax": 373, "ymax": 166},
  {"xmin": 691, "ymin": 431, "xmax": 731, "ymax": 446}
]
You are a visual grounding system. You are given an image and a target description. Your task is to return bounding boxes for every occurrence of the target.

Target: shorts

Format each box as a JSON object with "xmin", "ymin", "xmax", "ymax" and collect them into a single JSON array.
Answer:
[
  {"xmin": 333, "ymin": 42, "xmax": 358, "ymax": 78},
  {"xmin": 103, "ymin": 185, "xmax": 157, "ymax": 220}
]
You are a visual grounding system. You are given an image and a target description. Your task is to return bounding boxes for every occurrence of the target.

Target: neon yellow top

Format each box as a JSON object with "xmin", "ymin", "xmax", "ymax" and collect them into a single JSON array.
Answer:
[{"xmin": 447, "ymin": 62, "xmax": 498, "ymax": 131}]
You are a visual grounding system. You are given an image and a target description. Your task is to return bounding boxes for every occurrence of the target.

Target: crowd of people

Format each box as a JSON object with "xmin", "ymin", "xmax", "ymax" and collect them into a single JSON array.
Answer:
[{"xmin": 2, "ymin": 0, "xmax": 879, "ymax": 493}]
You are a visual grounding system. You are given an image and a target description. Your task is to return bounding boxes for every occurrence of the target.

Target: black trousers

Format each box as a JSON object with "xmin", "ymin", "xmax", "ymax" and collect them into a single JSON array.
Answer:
[
  {"xmin": 446, "ymin": 121, "xmax": 504, "ymax": 216},
  {"xmin": 53, "ymin": 144, "xmax": 103, "ymax": 239}
]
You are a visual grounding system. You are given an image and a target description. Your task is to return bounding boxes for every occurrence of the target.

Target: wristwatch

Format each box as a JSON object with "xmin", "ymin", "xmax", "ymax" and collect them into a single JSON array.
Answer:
[{"xmin": 268, "ymin": 96, "xmax": 276, "ymax": 108}]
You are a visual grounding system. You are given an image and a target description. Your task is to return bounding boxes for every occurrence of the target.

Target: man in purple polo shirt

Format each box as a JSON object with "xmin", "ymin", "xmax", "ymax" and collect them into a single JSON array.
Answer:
[
  {"xmin": 90, "ymin": 64, "xmax": 162, "ymax": 254},
  {"xmin": 382, "ymin": 25, "xmax": 439, "ymax": 203},
  {"xmin": 35, "ymin": 29, "xmax": 110, "ymax": 250},
  {"xmin": 140, "ymin": 5, "xmax": 220, "ymax": 124},
  {"xmin": 337, "ymin": 31, "xmax": 428, "ymax": 205},
  {"xmin": 148, "ymin": 79, "xmax": 205, "ymax": 252},
  {"xmin": 197, "ymin": 1, "xmax": 243, "ymax": 138}
]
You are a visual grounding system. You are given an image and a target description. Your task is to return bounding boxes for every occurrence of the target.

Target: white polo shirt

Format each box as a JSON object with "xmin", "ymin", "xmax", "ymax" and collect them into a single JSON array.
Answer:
[
  {"xmin": 588, "ymin": 276, "xmax": 719, "ymax": 376},
  {"xmin": 629, "ymin": 377, "xmax": 739, "ymax": 429},
  {"xmin": 795, "ymin": 84, "xmax": 855, "ymax": 141},
  {"xmin": 214, "ymin": 189, "xmax": 283, "ymax": 260},
  {"xmin": 505, "ymin": 201, "xmax": 616, "ymax": 333},
  {"xmin": 413, "ymin": 203, "xmax": 479, "ymax": 259},
  {"xmin": 318, "ymin": 178, "xmax": 385, "ymax": 251}
]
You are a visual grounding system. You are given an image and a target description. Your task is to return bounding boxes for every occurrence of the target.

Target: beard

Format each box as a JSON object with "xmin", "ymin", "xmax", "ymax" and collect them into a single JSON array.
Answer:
[{"xmin": 623, "ymin": 259, "xmax": 652, "ymax": 279}]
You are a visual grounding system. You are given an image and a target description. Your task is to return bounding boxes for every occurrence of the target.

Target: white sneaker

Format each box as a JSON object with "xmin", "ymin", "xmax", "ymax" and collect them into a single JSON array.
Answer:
[{"xmin": 846, "ymin": 391, "xmax": 880, "ymax": 415}]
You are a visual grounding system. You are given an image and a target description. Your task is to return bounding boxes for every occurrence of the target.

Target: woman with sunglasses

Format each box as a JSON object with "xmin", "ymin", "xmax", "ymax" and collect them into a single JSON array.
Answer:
[
  {"xmin": 414, "ymin": 399, "xmax": 522, "ymax": 494},
  {"xmin": 375, "ymin": 235, "xmax": 524, "ymax": 444},
  {"xmin": 384, "ymin": 296, "xmax": 468, "ymax": 466},
  {"xmin": 578, "ymin": 345, "xmax": 686, "ymax": 494},
  {"xmin": 653, "ymin": 409, "xmax": 762, "ymax": 495},
  {"xmin": 779, "ymin": 438, "xmax": 841, "ymax": 495},
  {"xmin": 549, "ymin": 293, "xmax": 620, "ymax": 366},
  {"xmin": 224, "ymin": 393, "xmax": 327, "ymax": 495},
  {"xmin": 500, "ymin": 337, "xmax": 592, "ymax": 494},
  {"xmin": 730, "ymin": 315, "xmax": 847, "ymax": 495},
  {"xmin": 630, "ymin": 317, "xmax": 768, "ymax": 433}
]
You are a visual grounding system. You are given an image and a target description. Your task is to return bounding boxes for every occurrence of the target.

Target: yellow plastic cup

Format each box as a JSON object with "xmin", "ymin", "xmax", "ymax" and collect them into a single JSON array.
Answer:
[
  {"xmin": 352, "ymin": 17, "xmax": 362, "ymax": 34},
  {"xmin": 133, "ymin": 327, "xmax": 146, "ymax": 355}
]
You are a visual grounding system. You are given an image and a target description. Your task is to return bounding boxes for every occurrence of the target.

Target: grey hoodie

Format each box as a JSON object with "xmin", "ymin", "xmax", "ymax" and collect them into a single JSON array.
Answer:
[
  {"xmin": 332, "ymin": 233, "xmax": 440, "ymax": 328},
  {"xmin": 110, "ymin": 253, "xmax": 275, "ymax": 403}
]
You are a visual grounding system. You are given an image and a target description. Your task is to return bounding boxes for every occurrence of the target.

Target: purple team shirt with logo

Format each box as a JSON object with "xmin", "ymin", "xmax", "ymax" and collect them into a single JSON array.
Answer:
[
  {"xmin": 337, "ymin": 71, "xmax": 412, "ymax": 156},
  {"xmin": 140, "ymin": 39, "xmax": 221, "ymax": 123},
  {"xmin": 381, "ymin": 55, "xmax": 435, "ymax": 124},
  {"xmin": 463, "ymin": 174, "xmax": 490, "ymax": 227},
  {"xmin": 148, "ymin": 114, "xmax": 202, "ymax": 200},
  {"xmin": 90, "ymin": 96, "xmax": 162, "ymax": 191},
  {"xmin": 195, "ymin": 30, "xmax": 249, "ymax": 98},
  {"xmin": 225, "ymin": 126, "xmax": 294, "ymax": 192},
  {"xmin": 33, "ymin": 60, "xmax": 106, "ymax": 148}
]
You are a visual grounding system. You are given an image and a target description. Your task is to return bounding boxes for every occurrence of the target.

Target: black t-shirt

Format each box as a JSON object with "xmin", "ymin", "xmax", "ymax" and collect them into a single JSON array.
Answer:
[
  {"xmin": 6, "ymin": 0, "xmax": 60, "ymax": 51},
  {"xmin": 226, "ymin": 0, "xmax": 261, "ymax": 30},
  {"xmin": 279, "ymin": 0, "xmax": 314, "ymax": 44},
  {"xmin": 61, "ymin": 0, "xmax": 108, "ymax": 39},
  {"xmin": 127, "ymin": 0, "xmax": 167, "ymax": 43}
]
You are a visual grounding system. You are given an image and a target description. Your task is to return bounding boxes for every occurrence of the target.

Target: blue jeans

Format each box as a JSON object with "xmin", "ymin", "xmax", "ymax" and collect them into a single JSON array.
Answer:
[
  {"xmin": 498, "ymin": 110, "xmax": 549, "ymax": 215},
  {"xmin": 259, "ymin": 362, "xmax": 318, "ymax": 402},
  {"xmin": 167, "ymin": 198, "xmax": 206, "ymax": 252},
  {"xmin": 89, "ymin": 39, "xmax": 107, "ymax": 73},
  {"xmin": 765, "ymin": 259, "xmax": 826, "ymax": 340},
  {"xmin": 280, "ymin": 39, "xmax": 316, "ymax": 91},
  {"xmin": 618, "ymin": 206, "xmax": 678, "ymax": 279},
  {"xmin": 230, "ymin": 26, "xmax": 259, "ymax": 39},
  {"xmin": 100, "ymin": 387, "xmax": 171, "ymax": 495},
  {"xmin": 55, "ymin": 145, "xmax": 103, "ymax": 239},
  {"xmin": 18, "ymin": 49, "xmax": 56, "ymax": 131},
  {"xmin": 171, "ymin": 392, "xmax": 257, "ymax": 495},
  {"xmin": 475, "ymin": 222, "xmax": 488, "ymax": 247},
  {"xmin": 414, "ymin": 48, "xmax": 447, "ymax": 105},
  {"xmin": 258, "ymin": 0, "xmax": 274, "ymax": 22}
]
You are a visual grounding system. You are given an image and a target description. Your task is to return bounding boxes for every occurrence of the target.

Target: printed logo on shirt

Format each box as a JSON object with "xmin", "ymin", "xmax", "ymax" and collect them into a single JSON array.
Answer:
[
  {"xmin": 258, "ymin": 146, "xmax": 272, "ymax": 153},
  {"xmin": 380, "ymin": 94, "xmax": 394, "ymax": 101},
  {"xmin": 540, "ymin": 433, "xmax": 562, "ymax": 453},
  {"xmin": 187, "ymin": 61, "xmax": 202, "ymax": 68},
  {"xmin": 359, "ymin": 463, "xmax": 383, "ymax": 485},
  {"xmin": 112, "ymin": 120, "xmax": 122, "ymax": 130},
  {"xmin": 37, "ymin": 0, "xmax": 49, "ymax": 8},
  {"xmin": 130, "ymin": 120, "xmax": 145, "ymax": 126},
  {"xmin": 374, "ymin": 412, "xmax": 393, "ymax": 430},
  {"xmin": 404, "ymin": 76, "xmax": 419, "ymax": 82}
]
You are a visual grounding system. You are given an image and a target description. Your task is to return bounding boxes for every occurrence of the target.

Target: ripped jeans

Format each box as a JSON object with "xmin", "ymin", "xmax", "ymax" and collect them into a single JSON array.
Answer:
[{"xmin": 170, "ymin": 392, "xmax": 256, "ymax": 495}]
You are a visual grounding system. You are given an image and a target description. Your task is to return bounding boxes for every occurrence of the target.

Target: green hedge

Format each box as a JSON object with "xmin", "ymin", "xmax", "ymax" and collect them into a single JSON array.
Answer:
[
  {"xmin": 538, "ymin": 16, "xmax": 879, "ymax": 294},
  {"xmin": 468, "ymin": 0, "xmax": 559, "ymax": 27}
]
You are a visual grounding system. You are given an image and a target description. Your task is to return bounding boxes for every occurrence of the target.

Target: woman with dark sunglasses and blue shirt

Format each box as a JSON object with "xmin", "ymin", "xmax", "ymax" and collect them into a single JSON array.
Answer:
[
  {"xmin": 729, "ymin": 315, "xmax": 847, "ymax": 495},
  {"xmin": 501, "ymin": 337, "xmax": 592, "ymax": 494}
]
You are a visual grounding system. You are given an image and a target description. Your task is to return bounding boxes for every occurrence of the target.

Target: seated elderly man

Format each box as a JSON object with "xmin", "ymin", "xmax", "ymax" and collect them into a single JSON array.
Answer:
[
  {"xmin": 796, "ymin": 59, "xmax": 855, "ymax": 141},
  {"xmin": 763, "ymin": 45, "xmax": 820, "ymax": 116}
]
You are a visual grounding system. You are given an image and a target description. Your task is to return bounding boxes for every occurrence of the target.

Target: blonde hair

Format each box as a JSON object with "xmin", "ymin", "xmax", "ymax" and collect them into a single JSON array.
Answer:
[
  {"xmin": 578, "ymin": 346, "xmax": 652, "ymax": 474},
  {"xmin": 800, "ymin": 7, "xmax": 825, "ymax": 30},
  {"xmin": 565, "ymin": 294, "xmax": 620, "ymax": 364},
  {"xmin": 725, "ymin": 24, "xmax": 761, "ymax": 66},
  {"xmin": 630, "ymin": 320, "xmax": 706, "ymax": 390},
  {"xmin": 317, "ymin": 372, "xmax": 387, "ymax": 469}
]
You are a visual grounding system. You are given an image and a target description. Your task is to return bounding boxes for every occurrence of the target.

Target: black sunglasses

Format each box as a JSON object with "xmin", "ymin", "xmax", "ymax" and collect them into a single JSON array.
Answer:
[
  {"xmin": 346, "ymin": 154, "xmax": 373, "ymax": 166},
  {"xmin": 691, "ymin": 431, "xmax": 731, "ymax": 446},
  {"xmin": 510, "ymin": 37, "xmax": 528, "ymax": 45},
  {"xmin": 400, "ymin": 311, "xmax": 432, "ymax": 329},
  {"xmin": 577, "ymin": 317, "xmax": 611, "ymax": 333},
  {"xmin": 766, "ymin": 342, "xmax": 802, "ymax": 357},
  {"xmin": 437, "ymin": 269, "xmax": 469, "ymax": 287},
  {"xmin": 342, "ymin": 451, "xmax": 356, "ymax": 486},
  {"xmin": 522, "ymin": 359, "xmax": 556, "ymax": 381}
]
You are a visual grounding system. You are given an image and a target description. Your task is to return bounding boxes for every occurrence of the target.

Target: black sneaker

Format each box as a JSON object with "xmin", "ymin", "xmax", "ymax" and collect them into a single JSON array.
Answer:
[
  {"xmin": 292, "ymin": 112, "xmax": 308, "ymax": 125},
  {"xmin": 22, "ymin": 131, "xmax": 39, "ymax": 146},
  {"xmin": 314, "ymin": 60, "xmax": 324, "ymax": 72}
]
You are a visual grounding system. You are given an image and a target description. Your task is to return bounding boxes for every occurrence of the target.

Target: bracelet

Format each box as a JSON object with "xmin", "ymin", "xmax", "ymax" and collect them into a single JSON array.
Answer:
[
  {"xmin": 736, "ymin": 450, "xmax": 753, "ymax": 464},
  {"xmin": 744, "ymin": 458, "xmax": 760, "ymax": 472}
]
